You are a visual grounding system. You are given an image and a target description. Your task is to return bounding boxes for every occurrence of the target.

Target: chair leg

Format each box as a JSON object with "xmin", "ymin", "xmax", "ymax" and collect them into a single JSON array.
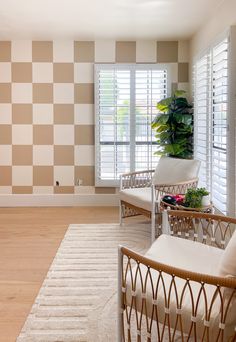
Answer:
[
  {"xmin": 119, "ymin": 200, "xmax": 123, "ymax": 226},
  {"xmin": 151, "ymin": 211, "xmax": 156, "ymax": 242},
  {"xmin": 117, "ymin": 246, "xmax": 123, "ymax": 342},
  {"xmin": 162, "ymin": 209, "xmax": 170, "ymax": 235},
  {"xmin": 151, "ymin": 185, "xmax": 156, "ymax": 242}
]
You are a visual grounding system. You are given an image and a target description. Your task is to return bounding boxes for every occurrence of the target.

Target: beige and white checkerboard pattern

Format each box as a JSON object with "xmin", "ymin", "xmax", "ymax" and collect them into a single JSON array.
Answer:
[{"xmin": 0, "ymin": 40, "xmax": 189, "ymax": 194}]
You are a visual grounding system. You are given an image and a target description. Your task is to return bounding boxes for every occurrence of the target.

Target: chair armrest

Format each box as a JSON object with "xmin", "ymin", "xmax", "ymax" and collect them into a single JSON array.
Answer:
[
  {"xmin": 153, "ymin": 178, "xmax": 199, "ymax": 200},
  {"xmin": 167, "ymin": 210, "xmax": 236, "ymax": 249},
  {"xmin": 120, "ymin": 245, "xmax": 236, "ymax": 288},
  {"xmin": 120, "ymin": 169, "xmax": 155, "ymax": 190}
]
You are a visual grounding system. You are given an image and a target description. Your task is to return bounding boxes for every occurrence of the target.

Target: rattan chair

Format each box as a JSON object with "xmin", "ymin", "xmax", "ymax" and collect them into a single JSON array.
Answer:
[
  {"xmin": 118, "ymin": 210, "xmax": 236, "ymax": 341},
  {"xmin": 119, "ymin": 157, "xmax": 200, "ymax": 241}
]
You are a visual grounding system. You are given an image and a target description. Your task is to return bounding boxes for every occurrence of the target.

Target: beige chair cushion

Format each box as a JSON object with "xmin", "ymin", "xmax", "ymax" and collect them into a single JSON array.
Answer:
[
  {"xmin": 119, "ymin": 187, "xmax": 152, "ymax": 212},
  {"xmin": 218, "ymin": 230, "xmax": 236, "ymax": 277},
  {"xmin": 145, "ymin": 234, "xmax": 222, "ymax": 275},
  {"xmin": 125, "ymin": 235, "xmax": 235, "ymax": 339},
  {"xmin": 152, "ymin": 156, "xmax": 201, "ymax": 185},
  {"xmin": 217, "ymin": 231, "xmax": 236, "ymax": 336}
]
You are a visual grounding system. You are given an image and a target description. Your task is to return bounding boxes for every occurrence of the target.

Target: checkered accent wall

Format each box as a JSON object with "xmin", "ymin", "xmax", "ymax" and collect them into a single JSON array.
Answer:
[{"xmin": 0, "ymin": 40, "xmax": 189, "ymax": 195}]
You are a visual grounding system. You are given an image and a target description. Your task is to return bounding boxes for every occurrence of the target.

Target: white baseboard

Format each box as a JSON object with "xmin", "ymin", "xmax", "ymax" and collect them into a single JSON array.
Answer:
[{"xmin": 0, "ymin": 194, "xmax": 119, "ymax": 207}]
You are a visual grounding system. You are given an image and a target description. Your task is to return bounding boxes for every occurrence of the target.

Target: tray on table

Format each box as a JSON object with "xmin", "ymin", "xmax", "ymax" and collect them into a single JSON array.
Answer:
[{"xmin": 160, "ymin": 200, "xmax": 213, "ymax": 213}]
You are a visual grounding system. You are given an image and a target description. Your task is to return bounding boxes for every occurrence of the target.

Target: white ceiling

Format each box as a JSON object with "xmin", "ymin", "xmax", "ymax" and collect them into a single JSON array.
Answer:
[{"xmin": 0, "ymin": 0, "xmax": 225, "ymax": 40}]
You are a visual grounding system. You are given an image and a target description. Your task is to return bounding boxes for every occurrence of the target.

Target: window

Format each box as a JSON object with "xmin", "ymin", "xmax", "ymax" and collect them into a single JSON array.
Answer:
[
  {"xmin": 194, "ymin": 37, "xmax": 228, "ymax": 214},
  {"xmin": 95, "ymin": 64, "xmax": 171, "ymax": 186}
]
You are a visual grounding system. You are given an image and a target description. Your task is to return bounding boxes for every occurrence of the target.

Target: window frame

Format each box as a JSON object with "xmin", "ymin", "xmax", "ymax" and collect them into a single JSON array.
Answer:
[{"xmin": 94, "ymin": 63, "xmax": 171, "ymax": 187}]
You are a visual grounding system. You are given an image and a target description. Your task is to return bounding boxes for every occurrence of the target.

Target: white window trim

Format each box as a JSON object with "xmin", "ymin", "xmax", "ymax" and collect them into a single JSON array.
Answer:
[
  {"xmin": 94, "ymin": 63, "xmax": 171, "ymax": 187},
  {"xmin": 227, "ymin": 26, "xmax": 236, "ymax": 216}
]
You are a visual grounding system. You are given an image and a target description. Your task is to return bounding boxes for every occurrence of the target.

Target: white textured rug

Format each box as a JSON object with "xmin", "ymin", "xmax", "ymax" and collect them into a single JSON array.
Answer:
[{"xmin": 17, "ymin": 222, "xmax": 151, "ymax": 342}]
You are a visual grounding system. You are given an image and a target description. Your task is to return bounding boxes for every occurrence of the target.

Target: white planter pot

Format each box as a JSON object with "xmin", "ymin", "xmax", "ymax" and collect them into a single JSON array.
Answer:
[{"xmin": 201, "ymin": 195, "xmax": 210, "ymax": 206}]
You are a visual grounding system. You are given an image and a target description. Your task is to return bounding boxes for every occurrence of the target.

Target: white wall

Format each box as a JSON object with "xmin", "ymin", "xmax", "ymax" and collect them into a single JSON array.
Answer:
[{"xmin": 190, "ymin": 0, "xmax": 236, "ymax": 57}]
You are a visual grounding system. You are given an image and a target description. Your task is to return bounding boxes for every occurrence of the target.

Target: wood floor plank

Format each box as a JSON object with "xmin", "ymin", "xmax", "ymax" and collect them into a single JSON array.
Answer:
[{"xmin": 0, "ymin": 207, "xmax": 119, "ymax": 342}]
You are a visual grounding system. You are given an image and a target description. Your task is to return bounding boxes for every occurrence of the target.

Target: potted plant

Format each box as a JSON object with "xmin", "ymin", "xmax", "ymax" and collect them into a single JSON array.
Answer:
[
  {"xmin": 151, "ymin": 90, "xmax": 193, "ymax": 159},
  {"xmin": 184, "ymin": 187, "xmax": 210, "ymax": 208},
  {"xmin": 200, "ymin": 188, "xmax": 211, "ymax": 206}
]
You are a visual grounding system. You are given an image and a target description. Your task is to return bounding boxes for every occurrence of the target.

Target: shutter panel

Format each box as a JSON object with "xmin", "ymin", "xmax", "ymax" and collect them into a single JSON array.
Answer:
[
  {"xmin": 194, "ymin": 53, "xmax": 211, "ymax": 190},
  {"xmin": 96, "ymin": 68, "xmax": 131, "ymax": 183},
  {"xmin": 212, "ymin": 38, "xmax": 228, "ymax": 213},
  {"xmin": 135, "ymin": 69, "xmax": 168, "ymax": 171}
]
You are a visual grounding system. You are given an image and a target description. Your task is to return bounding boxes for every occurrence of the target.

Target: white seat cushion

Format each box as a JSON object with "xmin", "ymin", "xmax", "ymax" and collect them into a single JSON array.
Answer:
[
  {"xmin": 152, "ymin": 156, "xmax": 201, "ymax": 185},
  {"xmin": 218, "ymin": 230, "xmax": 236, "ymax": 277},
  {"xmin": 146, "ymin": 234, "xmax": 222, "ymax": 275},
  {"xmin": 217, "ymin": 231, "xmax": 236, "ymax": 338},
  {"xmin": 125, "ymin": 235, "xmax": 235, "ymax": 339},
  {"xmin": 119, "ymin": 187, "xmax": 152, "ymax": 212}
]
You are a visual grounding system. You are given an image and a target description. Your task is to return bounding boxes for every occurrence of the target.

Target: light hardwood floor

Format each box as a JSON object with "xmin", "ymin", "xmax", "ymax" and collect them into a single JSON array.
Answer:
[{"xmin": 0, "ymin": 207, "xmax": 119, "ymax": 342}]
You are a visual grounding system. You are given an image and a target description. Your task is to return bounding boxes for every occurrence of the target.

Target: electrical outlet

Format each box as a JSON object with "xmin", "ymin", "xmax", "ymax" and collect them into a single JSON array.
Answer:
[{"xmin": 76, "ymin": 179, "xmax": 83, "ymax": 186}]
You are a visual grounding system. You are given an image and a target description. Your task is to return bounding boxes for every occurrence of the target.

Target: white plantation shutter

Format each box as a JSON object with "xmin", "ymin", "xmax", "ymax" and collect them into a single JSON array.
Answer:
[
  {"xmin": 194, "ymin": 53, "xmax": 211, "ymax": 190},
  {"xmin": 95, "ymin": 64, "xmax": 170, "ymax": 186},
  {"xmin": 212, "ymin": 39, "xmax": 228, "ymax": 213},
  {"xmin": 95, "ymin": 68, "xmax": 131, "ymax": 183},
  {"xmin": 135, "ymin": 69, "xmax": 168, "ymax": 171},
  {"xmin": 194, "ymin": 37, "xmax": 228, "ymax": 214}
]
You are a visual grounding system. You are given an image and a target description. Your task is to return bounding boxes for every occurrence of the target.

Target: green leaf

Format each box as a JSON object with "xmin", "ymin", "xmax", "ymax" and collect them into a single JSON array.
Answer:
[
  {"xmin": 156, "ymin": 97, "xmax": 172, "ymax": 112},
  {"xmin": 174, "ymin": 113, "xmax": 192, "ymax": 125},
  {"xmin": 152, "ymin": 113, "xmax": 168, "ymax": 125},
  {"xmin": 174, "ymin": 97, "xmax": 189, "ymax": 108},
  {"xmin": 154, "ymin": 150, "xmax": 165, "ymax": 156},
  {"xmin": 156, "ymin": 114, "xmax": 169, "ymax": 124},
  {"xmin": 175, "ymin": 125, "xmax": 193, "ymax": 134},
  {"xmin": 164, "ymin": 144, "xmax": 185, "ymax": 156},
  {"xmin": 155, "ymin": 124, "xmax": 169, "ymax": 133},
  {"xmin": 173, "ymin": 90, "xmax": 186, "ymax": 97},
  {"xmin": 174, "ymin": 137, "xmax": 188, "ymax": 144}
]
